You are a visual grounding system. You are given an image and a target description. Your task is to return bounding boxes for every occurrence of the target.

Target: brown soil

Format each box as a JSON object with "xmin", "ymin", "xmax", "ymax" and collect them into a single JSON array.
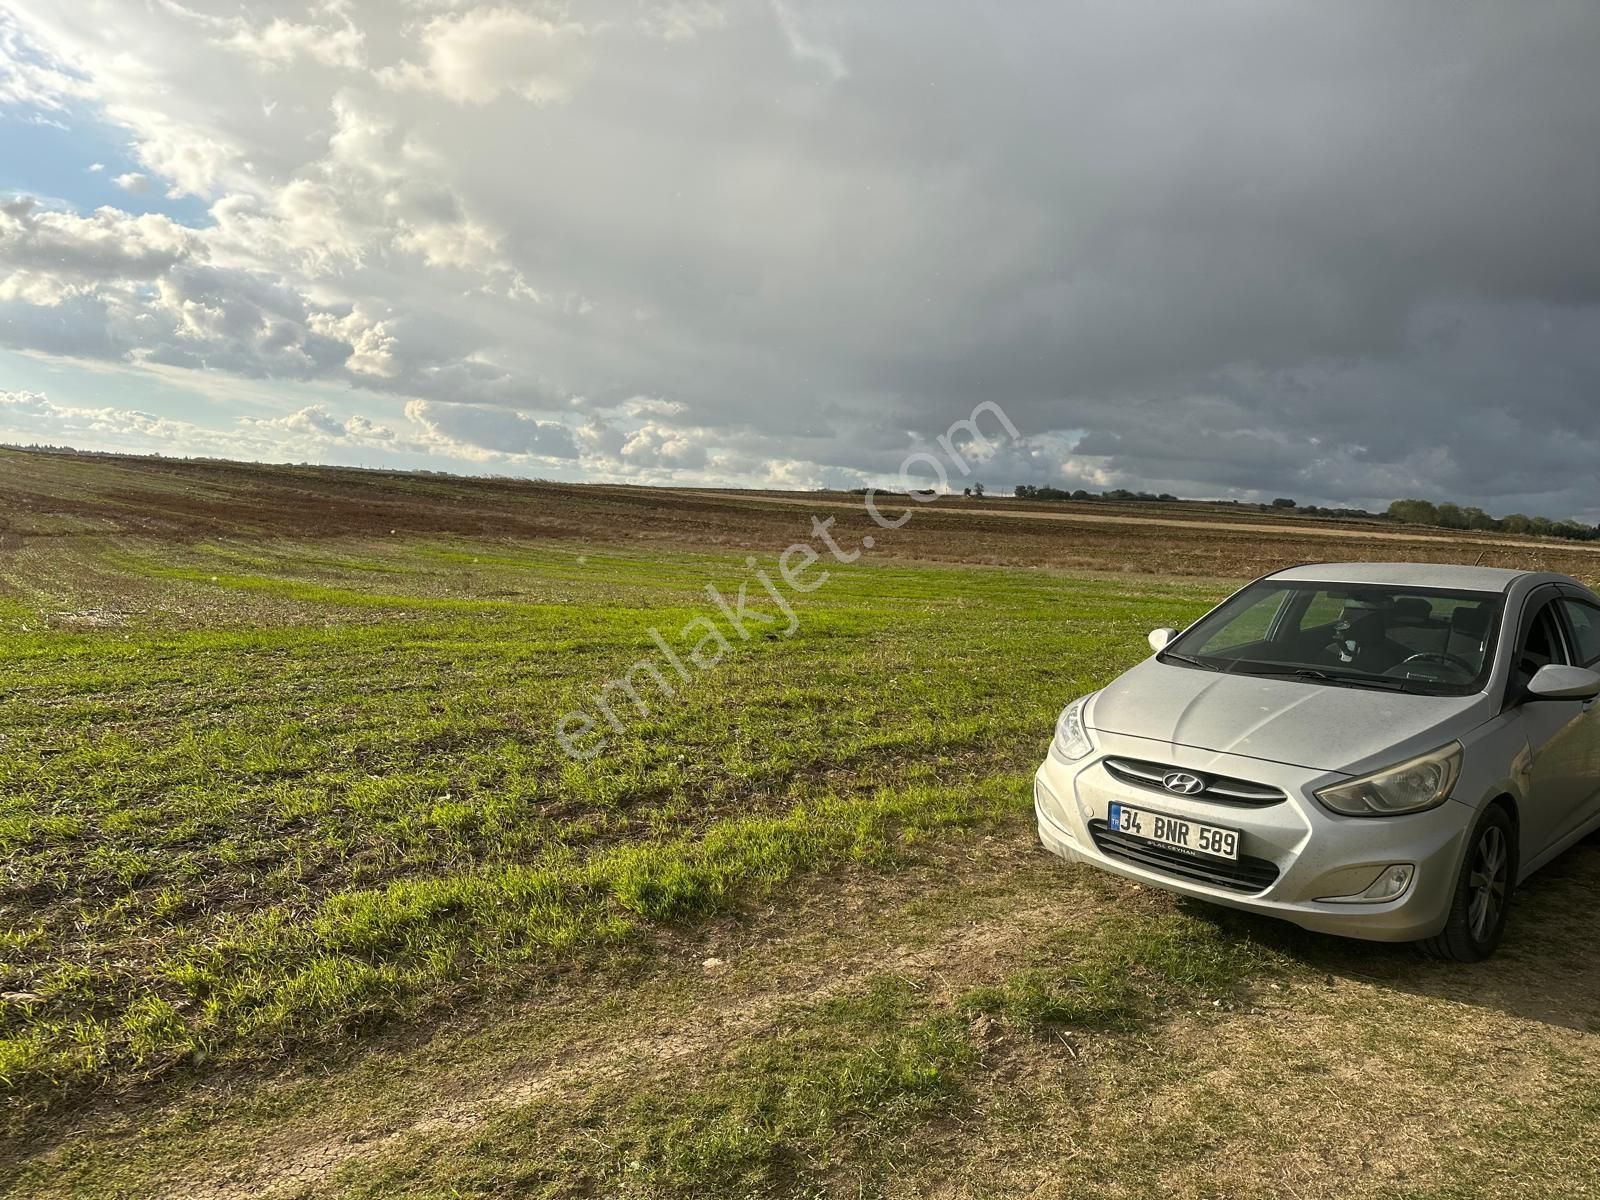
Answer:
[{"xmin": 5, "ymin": 448, "xmax": 1596, "ymax": 582}]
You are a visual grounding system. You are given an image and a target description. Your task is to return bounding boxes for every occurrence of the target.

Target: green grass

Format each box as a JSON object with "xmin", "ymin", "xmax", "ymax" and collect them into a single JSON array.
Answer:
[
  {"xmin": 322, "ymin": 909, "xmax": 1283, "ymax": 1200},
  {"xmin": 0, "ymin": 533, "xmax": 1223, "ymax": 1135},
  {"xmin": 957, "ymin": 911, "xmax": 1274, "ymax": 1032}
]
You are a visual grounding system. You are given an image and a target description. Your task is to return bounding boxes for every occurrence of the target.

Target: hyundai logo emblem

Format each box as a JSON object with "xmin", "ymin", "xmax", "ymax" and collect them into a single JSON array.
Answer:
[{"xmin": 1162, "ymin": 771, "xmax": 1205, "ymax": 795}]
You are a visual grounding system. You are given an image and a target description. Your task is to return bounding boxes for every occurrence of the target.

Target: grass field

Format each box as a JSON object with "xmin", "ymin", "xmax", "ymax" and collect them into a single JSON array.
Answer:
[{"xmin": 4, "ymin": 449, "xmax": 1600, "ymax": 1199}]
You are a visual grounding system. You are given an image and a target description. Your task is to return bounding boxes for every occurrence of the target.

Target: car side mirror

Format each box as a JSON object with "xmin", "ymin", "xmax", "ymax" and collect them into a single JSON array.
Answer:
[
  {"xmin": 1148, "ymin": 627, "xmax": 1178, "ymax": 652},
  {"xmin": 1525, "ymin": 664, "xmax": 1600, "ymax": 701}
]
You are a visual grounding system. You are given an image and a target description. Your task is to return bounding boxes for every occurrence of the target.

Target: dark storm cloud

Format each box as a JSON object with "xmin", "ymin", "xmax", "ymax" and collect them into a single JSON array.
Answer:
[{"xmin": 438, "ymin": 1, "xmax": 1600, "ymax": 511}]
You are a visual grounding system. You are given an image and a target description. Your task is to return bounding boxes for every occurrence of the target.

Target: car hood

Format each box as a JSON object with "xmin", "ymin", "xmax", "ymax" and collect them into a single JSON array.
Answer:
[{"xmin": 1087, "ymin": 658, "xmax": 1487, "ymax": 774}]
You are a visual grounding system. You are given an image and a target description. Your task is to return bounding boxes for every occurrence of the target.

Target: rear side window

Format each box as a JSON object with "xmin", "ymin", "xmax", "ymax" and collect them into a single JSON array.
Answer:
[{"xmin": 1558, "ymin": 599, "xmax": 1600, "ymax": 667}]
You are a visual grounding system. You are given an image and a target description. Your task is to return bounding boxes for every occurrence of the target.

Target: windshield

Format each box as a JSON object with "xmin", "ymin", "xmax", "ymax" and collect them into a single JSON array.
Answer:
[{"xmin": 1162, "ymin": 581, "xmax": 1504, "ymax": 695}]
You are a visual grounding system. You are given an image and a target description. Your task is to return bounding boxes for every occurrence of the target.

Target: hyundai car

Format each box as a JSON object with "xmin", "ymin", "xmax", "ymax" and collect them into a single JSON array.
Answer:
[{"xmin": 1034, "ymin": 562, "xmax": 1600, "ymax": 960}]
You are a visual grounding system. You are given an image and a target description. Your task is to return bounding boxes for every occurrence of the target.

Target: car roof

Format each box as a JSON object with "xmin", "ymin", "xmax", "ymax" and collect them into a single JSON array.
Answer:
[{"xmin": 1267, "ymin": 562, "xmax": 1569, "ymax": 593}]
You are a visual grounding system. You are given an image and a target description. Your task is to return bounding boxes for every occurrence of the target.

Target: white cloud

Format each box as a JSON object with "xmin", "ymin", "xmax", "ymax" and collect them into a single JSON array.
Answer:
[
  {"xmin": 379, "ymin": 6, "xmax": 590, "ymax": 106},
  {"xmin": 0, "ymin": 8, "xmax": 91, "ymax": 112},
  {"xmin": 112, "ymin": 172, "xmax": 152, "ymax": 195},
  {"xmin": 1, "ymin": 387, "xmax": 402, "ymax": 459},
  {"xmin": 222, "ymin": 17, "xmax": 366, "ymax": 71},
  {"xmin": 305, "ymin": 307, "xmax": 399, "ymax": 377},
  {"xmin": 620, "ymin": 395, "xmax": 688, "ymax": 418},
  {"xmin": 0, "ymin": 389, "xmax": 51, "ymax": 418},
  {"xmin": 0, "ymin": 197, "xmax": 197, "ymax": 304},
  {"xmin": 639, "ymin": 2, "xmax": 728, "ymax": 43},
  {"xmin": 575, "ymin": 414, "xmax": 627, "ymax": 457},
  {"xmin": 108, "ymin": 105, "xmax": 245, "ymax": 199},
  {"xmin": 242, "ymin": 404, "xmax": 396, "ymax": 442},
  {"xmin": 619, "ymin": 421, "xmax": 710, "ymax": 469}
]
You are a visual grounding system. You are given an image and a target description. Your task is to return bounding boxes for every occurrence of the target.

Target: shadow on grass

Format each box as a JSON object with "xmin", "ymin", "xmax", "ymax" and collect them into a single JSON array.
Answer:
[{"xmin": 1172, "ymin": 841, "xmax": 1600, "ymax": 1033}]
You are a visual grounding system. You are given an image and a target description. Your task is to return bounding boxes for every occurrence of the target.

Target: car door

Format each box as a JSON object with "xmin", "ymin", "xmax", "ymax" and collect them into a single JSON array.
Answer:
[
  {"xmin": 1512, "ymin": 592, "xmax": 1597, "ymax": 862},
  {"xmin": 1548, "ymin": 595, "xmax": 1600, "ymax": 841}
]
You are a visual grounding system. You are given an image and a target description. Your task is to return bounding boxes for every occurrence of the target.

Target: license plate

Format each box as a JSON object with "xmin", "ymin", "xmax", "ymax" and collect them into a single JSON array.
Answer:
[{"xmin": 1106, "ymin": 802, "xmax": 1239, "ymax": 860}]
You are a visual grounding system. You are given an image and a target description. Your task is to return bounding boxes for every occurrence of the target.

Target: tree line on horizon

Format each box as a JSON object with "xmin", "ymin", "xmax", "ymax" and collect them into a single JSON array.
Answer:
[
  {"xmin": 1010, "ymin": 484, "xmax": 1375, "ymax": 519},
  {"xmin": 1006, "ymin": 484, "xmax": 1600, "ymax": 541},
  {"xmin": 1385, "ymin": 499, "xmax": 1600, "ymax": 541}
]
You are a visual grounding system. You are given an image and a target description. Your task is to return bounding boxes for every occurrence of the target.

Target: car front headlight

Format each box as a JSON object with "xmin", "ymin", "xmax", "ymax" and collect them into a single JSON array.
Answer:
[
  {"xmin": 1051, "ymin": 694, "xmax": 1095, "ymax": 761},
  {"xmin": 1314, "ymin": 742, "xmax": 1463, "ymax": 817}
]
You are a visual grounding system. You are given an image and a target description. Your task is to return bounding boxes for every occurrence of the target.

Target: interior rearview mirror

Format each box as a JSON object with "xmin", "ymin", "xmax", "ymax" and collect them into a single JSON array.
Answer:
[
  {"xmin": 1525, "ymin": 663, "xmax": 1600, "ymax": 702},
  {"xmin": 1148, "ymin": 627, "xmax": 1177, "ymax": 653}
]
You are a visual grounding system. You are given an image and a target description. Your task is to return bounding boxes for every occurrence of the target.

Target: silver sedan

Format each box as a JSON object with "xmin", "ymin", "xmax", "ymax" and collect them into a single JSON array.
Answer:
[{"xmin": 1035, "ymin": 562, "xmax": 1600, "ymax": 960}]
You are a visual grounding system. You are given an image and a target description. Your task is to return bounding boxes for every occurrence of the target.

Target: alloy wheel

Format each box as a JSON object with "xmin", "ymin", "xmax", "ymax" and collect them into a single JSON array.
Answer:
[{"xmin": 1467, "ymin": 825, "xmax": 1508, "ymax": 944}]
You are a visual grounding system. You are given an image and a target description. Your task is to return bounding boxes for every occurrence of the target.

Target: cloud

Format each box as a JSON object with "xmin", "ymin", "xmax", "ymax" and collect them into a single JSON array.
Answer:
[
  {"xmin": 112, "ymin": 172, "xmax": 151, "ymax": 195},
  {"xmin": 0, "ymin": 198, "xmax": 198, "ymax": 303},
  {"xmin": 405, "ymin": 399, "xmax": 580, "ymax": 460},
  {"xmin": 0, "ymin": 7, "xmax": 90, "ymax": 112},
  {"xmin": 379, "ymin": 6, "xmax": 590, "ymax": 106},
  {"xmin": 1, "ymin": 387, "xmax": 402, "ymax": 460},
  {"xmin": 2, "ymin": 2, "xmax": 1600, "ymax": 515},
  {"xmin": 242, "ymin": 404, "xmax": 397, "ymax": 442},
  {"xmin": 638, "ymin": 2, "xmax": 727, "ymax": 43},
  {"xmin": 305, "ymin": 307, "xmax": 399, "ymax": 377},
  {"xmin": 221, "ymin": 16, "xmax": 366, "ymax": 71},
  {"xmin": 769, "ymin": 1, "xmax": 846, "ymax": 81},
  {"xmin": 619, "ymin": 421, "xmax": 710, "ymax": 469}
]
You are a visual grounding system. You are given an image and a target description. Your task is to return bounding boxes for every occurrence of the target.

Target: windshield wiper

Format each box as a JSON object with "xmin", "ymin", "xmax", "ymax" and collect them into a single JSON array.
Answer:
[
  {"xmin": 1235, "ymin": 665, "xmax": 1411, "ymax": 692},
  {"xmin": 1159, "ymin": 650, "xmax": 1220, "ymax": 672}
]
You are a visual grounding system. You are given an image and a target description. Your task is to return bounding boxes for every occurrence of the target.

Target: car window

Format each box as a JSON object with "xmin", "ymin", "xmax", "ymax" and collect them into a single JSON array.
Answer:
[
  {"xmin": 1167, "ymin": 580, "xmax": 1503, "ymax": 695},
  {"xmin": 1193, "ymin": 586, "xmax": 1291, "ymax": 652},
  {"xmin": 1299, "ymin": 592, "xmax": 1344, "ymax": 628},
  {"xmin": 1517, "ymin": 600, "xmax": 1570, "ymax": 681},
  {"xmin": 1557, "ymin": 599, "xmax": 1600, "ymax": 667}
]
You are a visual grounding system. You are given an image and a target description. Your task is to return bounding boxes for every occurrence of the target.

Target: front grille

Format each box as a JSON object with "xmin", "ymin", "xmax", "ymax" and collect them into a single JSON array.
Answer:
[
  {"xmin": 1088, "ymin": 820, "xmax": 1281, "ymax": 894},
  {"xmin": 1102, "ymin": 757, "xmax": 1287, "ymax": 807}
]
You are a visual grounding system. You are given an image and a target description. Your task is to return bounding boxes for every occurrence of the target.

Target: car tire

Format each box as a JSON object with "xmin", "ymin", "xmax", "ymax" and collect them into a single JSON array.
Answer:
[{"xmin": 1418, "ymin": 805, "xmax": 1515, "ymax": 962}]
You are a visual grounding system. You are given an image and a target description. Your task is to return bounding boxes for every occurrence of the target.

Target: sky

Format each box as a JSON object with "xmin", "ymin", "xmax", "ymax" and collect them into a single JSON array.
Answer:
[{"xmin": 2, "ymin": 2, "xmax": 1599, "ymax": 516}]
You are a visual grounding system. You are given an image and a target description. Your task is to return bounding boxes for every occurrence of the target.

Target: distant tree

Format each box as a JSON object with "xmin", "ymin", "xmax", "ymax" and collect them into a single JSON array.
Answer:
[
  {"xmin": 1434, "ymin": 503, "xmax": 1469, "ymax": 529},
  {"xmin": 1501, "ymin": 513, "xmax": 1533, "ymax": 534},
  {"xmin": 1271, "ymin": 497, "xmax": 1297, "ymax": 509},
  {"xmin": 963, "ymin": 486, "xmax": 972, "ymax": 497},
  {"xmin": 1387, "ymin": 499, "xmax": 1440, "ymax": 525},
  {"xmin": 973, "ymin": 481, "xmax": 985, "ymax": 497},
  {"xmin": 1071, "ymin": 489, "xmax": 1092, "ymax": 500},
  {"xmin": 1461, "ymin": 506, "xmax": 1499, "ymax": 531},
  {"xmin": 1553, "ymin": 520, "xmax": 1591, "ymax": 541}
]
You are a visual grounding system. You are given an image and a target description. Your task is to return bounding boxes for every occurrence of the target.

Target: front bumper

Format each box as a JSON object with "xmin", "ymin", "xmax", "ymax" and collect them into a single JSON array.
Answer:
[{"xmin": 1034, "ymin": 730, "xmax": 1473, "ymax": 942}]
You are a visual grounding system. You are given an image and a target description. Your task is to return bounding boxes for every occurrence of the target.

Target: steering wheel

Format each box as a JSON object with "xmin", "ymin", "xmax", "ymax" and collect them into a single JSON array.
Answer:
[{"xmin": 1386, "ymin": 650, "xmax": 1477, "ymax": 679}]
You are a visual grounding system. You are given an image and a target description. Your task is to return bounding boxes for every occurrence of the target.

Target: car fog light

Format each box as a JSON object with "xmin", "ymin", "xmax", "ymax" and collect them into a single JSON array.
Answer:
[
  {"xmin": 1361, "ymin": 864, "xmax": 1414, "ymax": 900},
  {"xmin": 1320, "ymin": 864, "xmax": 1414, "ymax": 903}
]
